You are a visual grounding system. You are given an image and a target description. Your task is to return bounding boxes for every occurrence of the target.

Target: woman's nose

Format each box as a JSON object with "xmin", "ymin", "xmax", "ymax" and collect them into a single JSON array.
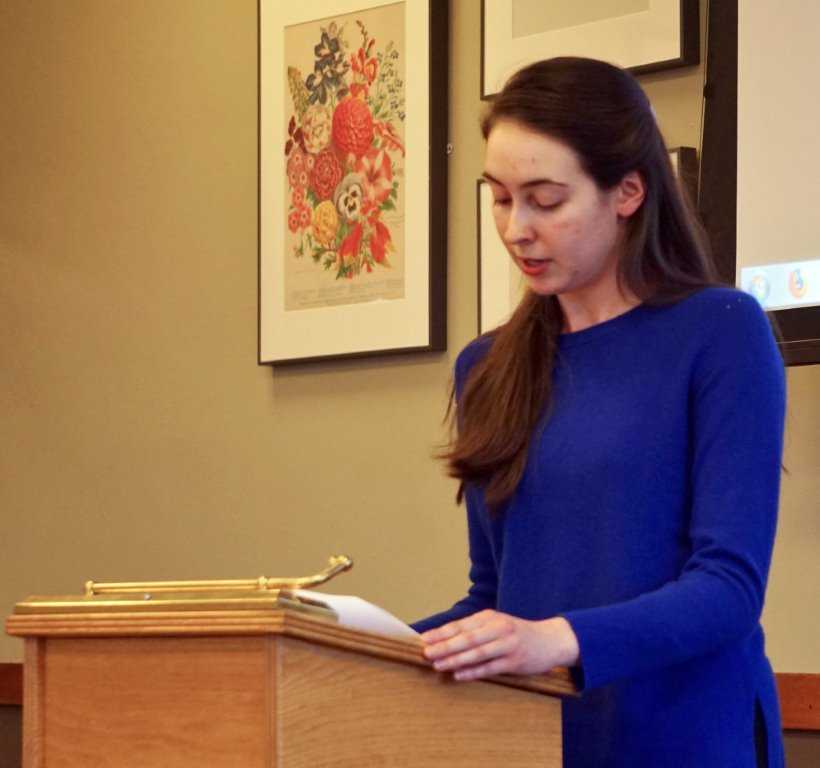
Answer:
[{"xmin": 502, "ymin": 203, "xmax": 533, "ymax": 245}]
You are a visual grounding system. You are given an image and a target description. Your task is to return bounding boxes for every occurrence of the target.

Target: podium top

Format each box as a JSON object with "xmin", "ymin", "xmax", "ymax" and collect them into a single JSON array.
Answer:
[{"xmin": 5, "ymin": 604, "xmax": 577, "ymax": 700}]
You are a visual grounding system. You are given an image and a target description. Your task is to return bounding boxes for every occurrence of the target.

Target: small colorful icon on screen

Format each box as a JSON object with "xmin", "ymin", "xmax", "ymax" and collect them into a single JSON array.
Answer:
[
  {"xmin": 747, "ymin": 274, "xmax": 770, "ymax": 304},
  {"xmin": 788, "ymin": 268, "xmax": 807, "ymax": 299}
]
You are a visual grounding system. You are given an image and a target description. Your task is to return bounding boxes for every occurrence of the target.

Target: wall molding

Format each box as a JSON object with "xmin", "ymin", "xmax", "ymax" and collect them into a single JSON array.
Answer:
[
  {"xmin": 0, "ymin": 662, "xmax": 818, "ymax": 729},
  {"xmin": 777, "ymin": 673, "xmax": 820, "ymax": 731},
  {"xmin": 0, "ymin": 662, "xmax": 22, "ymax": 706}
]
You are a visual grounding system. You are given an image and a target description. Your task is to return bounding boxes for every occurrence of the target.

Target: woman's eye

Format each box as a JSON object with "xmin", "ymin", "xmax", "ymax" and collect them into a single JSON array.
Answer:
[
  {"xmin": 492, "ymin": 198, "xmax": 511, "ymax": 208},
  {"xmin": 533, "ymin": 199, "xmax": 562, "ymax": 211}
]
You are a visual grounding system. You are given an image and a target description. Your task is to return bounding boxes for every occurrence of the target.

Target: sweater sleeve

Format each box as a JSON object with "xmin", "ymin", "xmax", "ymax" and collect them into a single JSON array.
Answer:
[
  {"xmin": 562, "ymin": 294, "xmax": 786, "ymax": 691},
  {"xmin": 411, "ymin": 339, "xmax": 499, "ymax": 634}
]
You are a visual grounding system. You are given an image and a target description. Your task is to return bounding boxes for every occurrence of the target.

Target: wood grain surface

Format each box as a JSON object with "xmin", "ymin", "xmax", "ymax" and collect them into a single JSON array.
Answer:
[
  {"xmin": 275, "ymin": 636, "xmax": 562, "ymax": 767},
  {"xmin": 37, "ymin": 636, "xmax": 271, "ymax": 768}
]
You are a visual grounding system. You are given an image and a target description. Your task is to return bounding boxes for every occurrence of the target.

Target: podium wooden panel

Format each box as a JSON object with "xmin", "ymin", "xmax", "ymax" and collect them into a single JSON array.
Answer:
[{"xmin": 7, "ymin": 608, "xmax": 572, "ymax": 767}]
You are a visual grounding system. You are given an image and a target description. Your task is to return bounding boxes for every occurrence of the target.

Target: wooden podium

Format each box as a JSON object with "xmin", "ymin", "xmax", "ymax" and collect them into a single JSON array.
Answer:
[{"xmin": 6, "ymin": 590, "xmax": 573, "ymax": 766}]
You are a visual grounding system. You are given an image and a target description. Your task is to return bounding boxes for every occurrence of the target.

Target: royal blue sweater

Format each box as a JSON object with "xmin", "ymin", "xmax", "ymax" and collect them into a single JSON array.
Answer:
[{"xmin": 413, "ymin": 288, "xmax": 786, "ymax": 767}]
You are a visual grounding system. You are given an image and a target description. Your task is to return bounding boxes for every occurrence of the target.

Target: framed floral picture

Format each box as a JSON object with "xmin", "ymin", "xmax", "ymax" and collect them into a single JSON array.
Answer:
[
  {"xmin": 481, "ymin": 0, "xmax": 699, "ymax": 99},
  {"xmin": 259, "ymin": 0, "xmax": 448, "ymax": 364}
]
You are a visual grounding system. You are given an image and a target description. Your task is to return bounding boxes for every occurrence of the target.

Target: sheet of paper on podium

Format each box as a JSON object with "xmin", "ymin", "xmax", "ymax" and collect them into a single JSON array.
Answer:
[{"xmin": 294, "ymin": 589, "xmax": 419, "ymax": 640}]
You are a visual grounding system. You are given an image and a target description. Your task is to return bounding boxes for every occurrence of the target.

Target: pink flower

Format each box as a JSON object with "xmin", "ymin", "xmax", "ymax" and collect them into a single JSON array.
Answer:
[
  {"xmin": 355, "ymin": 148, "xmax": 393, "ymax": 206},
  {"xmin": 288, "ymin": 210, "xmax": 300, "ymax": 233}
]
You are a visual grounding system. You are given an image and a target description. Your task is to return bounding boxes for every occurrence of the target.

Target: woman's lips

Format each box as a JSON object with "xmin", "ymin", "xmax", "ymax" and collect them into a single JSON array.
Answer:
[{"xmin": 517, "ymin": 258, "xmax": 550, "ymax": 276}]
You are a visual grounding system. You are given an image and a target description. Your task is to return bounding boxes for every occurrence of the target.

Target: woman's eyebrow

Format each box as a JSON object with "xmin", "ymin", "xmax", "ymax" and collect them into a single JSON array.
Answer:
[{"xmin": 481, "ymin": 171, "xmax": 568, "ymax": 188}]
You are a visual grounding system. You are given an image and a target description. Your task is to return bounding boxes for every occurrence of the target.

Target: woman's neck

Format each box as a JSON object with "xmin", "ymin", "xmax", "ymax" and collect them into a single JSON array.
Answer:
[{"xmin": 557, "ymin": 288, "xmax": 641, "ymax": 333}]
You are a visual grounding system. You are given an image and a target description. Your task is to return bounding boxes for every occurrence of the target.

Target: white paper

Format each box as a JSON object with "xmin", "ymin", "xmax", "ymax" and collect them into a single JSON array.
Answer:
[{"xmin": 294, "ymin": 589, "xmax": 420, "ymax": 640}]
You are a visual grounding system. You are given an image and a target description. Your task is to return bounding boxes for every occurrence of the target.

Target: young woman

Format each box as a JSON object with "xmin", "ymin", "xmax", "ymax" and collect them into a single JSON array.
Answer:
[{"xmin": 413, "ymin": 58, "xmax": 785, "ymax": 768}]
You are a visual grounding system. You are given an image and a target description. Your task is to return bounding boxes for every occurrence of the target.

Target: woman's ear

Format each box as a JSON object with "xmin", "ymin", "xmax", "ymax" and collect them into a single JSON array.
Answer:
[{"xmin": 615, "ymin": 171, "xmax": 646, "ymax": 218}]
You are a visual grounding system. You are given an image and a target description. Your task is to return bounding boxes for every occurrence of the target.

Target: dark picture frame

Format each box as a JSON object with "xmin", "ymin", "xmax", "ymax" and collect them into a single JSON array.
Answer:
[
  {"xmin": 258, "ymin": 1, "xmax": 448, "ymax": 365},
  {"xmin": 700, "ymin": 0, "xmax": 820, "ymax": 365},
  {"xmin": 668, "ymin": 146, "xmax": 698, "ymax": 207},
  {"xmin": 481, "ymin": 0, "xmax": 699, "ymax": 99}
]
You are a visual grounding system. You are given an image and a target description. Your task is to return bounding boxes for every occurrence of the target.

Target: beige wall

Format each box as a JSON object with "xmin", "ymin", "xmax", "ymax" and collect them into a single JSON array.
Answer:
[{"xmin": 0, "ymin": 0, "xmax": 817, "ymax": 681}]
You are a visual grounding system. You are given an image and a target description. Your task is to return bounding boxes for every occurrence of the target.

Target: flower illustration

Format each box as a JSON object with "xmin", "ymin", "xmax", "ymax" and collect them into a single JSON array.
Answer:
[
  {"xmin": 313, "ymin": 200, "xmax": 340, "ymax": 247},
  {"xmin": 301, "ymin": 104, "xmax": 333, "ymax": 154},
  {"xmin": 355, "ymin": 147, "xmax": 392, "ymax": 206},
  {"xmin": 287, "ymin": 147, "xmax": 309, "ymax": 189},
  {"xmin": 369, "ymin": 218, "xmax": 393, "ymax": 265},
  {"xmin": 333, "ymin": 173, "xmax": 365, "ymax": 221},
  {"xmin": 339, "ymin": 222, "xmax": 363, "ymax": 266},
  {"xmin": 306, "ymin": 27, "xmax": 350, "ymax": 105},
  {"xmin": 288, "ymin": 209, "xmax": 300, "ymax": 233},
  {"xmin": 310, "ymin": 148, "xmax": 343, "ymax": 200},
  {"xmin": 332, "ymin": 97, "xmax": 374, "ymax": 157},
  {"xmin": 285, "ymin": 16, "xmax": 403, "ymax": 281}
]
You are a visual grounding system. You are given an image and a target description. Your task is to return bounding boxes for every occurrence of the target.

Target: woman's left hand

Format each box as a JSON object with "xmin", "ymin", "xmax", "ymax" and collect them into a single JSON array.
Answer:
[{"xmin": 419, "ymin": 610, "xmax": 580, "ymax": 681}]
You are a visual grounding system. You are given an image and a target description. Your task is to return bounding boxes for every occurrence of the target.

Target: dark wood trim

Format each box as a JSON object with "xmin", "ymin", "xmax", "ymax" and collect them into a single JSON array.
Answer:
[
  {"xmin": 700, "ymin": 0, "xmax": 820, "ymax": 365},
  {"xmin": 777, "ymin": 673, "xmax": 820, "ymax": 731},
  {"xmin": 0, "ymin": 662, "xmax": 22, "ymax": 706},
  {"xmin": 698, "ymin": 0, "xmax": 737, "ymax": 284},
  {"xmin": 426, "ymin": 0, "xmax": 449, "ymax": 353}
]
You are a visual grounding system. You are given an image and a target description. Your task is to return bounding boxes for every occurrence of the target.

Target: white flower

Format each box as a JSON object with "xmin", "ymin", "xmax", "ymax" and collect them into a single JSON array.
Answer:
[{"xmin": 301, "ymin": 104, "xmax": 333, "ymax": 154}]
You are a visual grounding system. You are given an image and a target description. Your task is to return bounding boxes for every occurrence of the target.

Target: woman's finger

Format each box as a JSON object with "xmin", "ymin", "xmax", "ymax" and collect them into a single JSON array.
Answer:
[
  {"xmin": 419, "ymin": 609, "xmax": 496, "ymax": 644},
  {"xmin": 423, "ymin": 613, "xmax": 511, "ymax": 660},
  {"xmin": 431, "ymin": 636, "xmax": 512, "ymax": 671},
  {"xmin": 453, "ymin": 654, "xmax": 514, "ymax": 681}
]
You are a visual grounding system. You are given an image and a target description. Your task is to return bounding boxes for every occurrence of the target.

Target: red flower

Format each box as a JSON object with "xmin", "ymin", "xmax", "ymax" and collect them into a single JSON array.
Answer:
[
  {"xmin": 369, "ymin": 219, "xmax": 393, "ymax": 264},
  {"xmin": 351, "ymin": 48, "xmax": 378, "ymax": 85},
  {"xmin": 310, "ymin": 148, "xmax": 343, "ymax": 200},
  {"xmin": 350, "ymin": 82, "xmax": 368, "ymax": 100},
  {"xmin": 339, "ymin": 222, "xmax": 363, "ymax": 265},
  {"xmin": 332, "ymin": 97, "xmax": 374, "ymax": 157}
]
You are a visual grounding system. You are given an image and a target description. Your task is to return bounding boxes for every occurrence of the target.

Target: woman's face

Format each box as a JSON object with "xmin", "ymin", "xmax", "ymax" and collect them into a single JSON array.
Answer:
[{"xmin": 484, "ymin": 119, "xmax": 639, "ymax": 304}]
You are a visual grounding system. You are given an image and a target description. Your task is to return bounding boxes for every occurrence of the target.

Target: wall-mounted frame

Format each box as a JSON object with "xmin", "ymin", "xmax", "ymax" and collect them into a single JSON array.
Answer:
[
  {"xmin": 481, "ymin": 0, "xmax": 699, "ymax": 99},
  {"xmin": 668, "ymin": 146, "xmax": 698, "ymax": 206},
  {"xmin": 477, "ymin": 179, "xmax": 526, "ymax": 335},
  {"xmin": 259, "ymin": 0, "xmax": 448, "ymax": 364}
]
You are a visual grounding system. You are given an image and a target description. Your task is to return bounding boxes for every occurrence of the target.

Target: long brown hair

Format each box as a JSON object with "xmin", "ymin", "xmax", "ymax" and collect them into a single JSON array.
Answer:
[{"xmin": 445, "ymin": 57, "xmax": 720, "ymax": 511}]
